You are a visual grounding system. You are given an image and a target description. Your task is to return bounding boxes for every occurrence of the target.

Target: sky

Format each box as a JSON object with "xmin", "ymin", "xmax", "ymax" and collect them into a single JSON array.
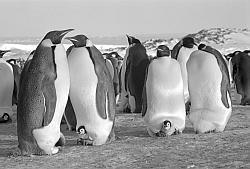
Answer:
[{"xmin": 0, "ymin": 0, "xmax": 249, "ymax": 38}]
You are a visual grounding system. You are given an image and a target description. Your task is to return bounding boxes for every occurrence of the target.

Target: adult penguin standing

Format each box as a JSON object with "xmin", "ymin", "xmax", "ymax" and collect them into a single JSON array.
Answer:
[
  {"xmin": 171, "ymin": 37, "xmax": 197, "ymax": 108},
  {"xmin": 118, "ymin": 35, "xmax": 150, "ymax": 113},
  {"xmin": 104, "ymin": 53, "xmax": 120, "ymax": 100},
  {"xmin": 6, "ymin": 59, "xmax": 22, "ymax": 106},
  {"xmin": 187, "ymin": 44, "xmax": 232, "ymax": 133},
  {"xmin": 66, "ymin": 35, "xmax": 116, "ymax": 146},
  {"xmin": 17, "ymin": 29, "xmax": 73, "ymax": 155},
  {"xmin": 230, "ymin": 51, "xmax": 250, "ymax": 105},
  {"xmin": 142, "ymin": 45, "xmax": 186, "ymax": 137},
  {"xmin": 0, "ymin": 50, "xmax": 14, "ymax": 123}
]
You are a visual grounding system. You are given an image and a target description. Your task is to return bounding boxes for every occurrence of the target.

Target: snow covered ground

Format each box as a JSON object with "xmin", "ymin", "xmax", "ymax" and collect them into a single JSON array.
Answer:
[{"xmin": 1, "ymin": 28, "xmax": 250, "ymax": 61}]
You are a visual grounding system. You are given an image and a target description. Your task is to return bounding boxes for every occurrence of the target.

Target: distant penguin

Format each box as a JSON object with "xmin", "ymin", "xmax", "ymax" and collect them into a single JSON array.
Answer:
[
  {"xmin": 156, "ymin": 45, "xmax": 170, "ymax": 58},
  {"xmin": 171, "ymin": 37, "xmax": 197, "ymax": 105},
  {"xmin": 230, "ymin": 51, "xmax": 250, "ymax": 105},
  {"xmin": 17, "ymin": 29, "xmax": 73, "ymax": 155},
  {"xmin": 187, "ymin": 44, "xmax": 232, "ymax": 133},
  {"xmin": 6, "ymin": 59, "xmax": 21, "ymax": 106},
  {"xmin": 142, "ymin": 47, "xmax": 186, "ymax": 137},
  {"xmin": 110, "ymin": 51, "xmax": 123, "ymax": 61},
  {"xmin": 117, "ymin": 35, "xmax": 150, "ymax": 113},
  {"xmin": 116, "ymin": 35, "xmax": 139, "ymax": 113},
  {"xmin": 104, "ymin": 53, "xmax": 120, "ymax": 99},
  {"xmin": 0, "ymin": 50, "xmax": 14, "ymax": 123},
  {"xmin": 66, "ymin": 35, "xmax": 116, "ymax": 145},
  {"xmin": 104, "ymin": 57, "xmax": 114, "ymax": 80}
]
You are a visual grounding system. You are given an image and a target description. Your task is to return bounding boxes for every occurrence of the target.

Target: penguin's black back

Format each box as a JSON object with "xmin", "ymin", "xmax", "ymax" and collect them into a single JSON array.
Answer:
[{"xmin": 17, "ymin": 44, "xmax": 57, "ymax": 155}]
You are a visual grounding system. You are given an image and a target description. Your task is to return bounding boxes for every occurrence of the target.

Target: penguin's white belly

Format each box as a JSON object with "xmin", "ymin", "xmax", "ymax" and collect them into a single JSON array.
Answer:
[
  {"xmin": 33, "ymin": 45, "xmax": 70, "ymax": 154},
  {"xmin": 0, "ymin": 61, "xmax": 14, "ymax": 116},
  {"xmin": 143, "ymin": 58, "xmax": 186, "ymax": 134},
  {"xmin": 68, "ymin": 47, "xmax": 112, "ymax": 145},
  {"xmin": 187, "ymin": 51, "xmax": 232, "ymax": 133}
]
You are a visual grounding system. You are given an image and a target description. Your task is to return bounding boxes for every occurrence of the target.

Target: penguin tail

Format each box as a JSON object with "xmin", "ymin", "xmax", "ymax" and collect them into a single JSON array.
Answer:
[{"xmin": 55, "ymin": 132, "xmax": 66, "ymax": 147}]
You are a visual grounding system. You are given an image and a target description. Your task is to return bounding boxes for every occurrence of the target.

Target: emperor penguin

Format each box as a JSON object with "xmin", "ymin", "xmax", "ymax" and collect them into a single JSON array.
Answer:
[
  {"xmin": 142, "ymin": 45, "xmax": 186, "ymax": 137},
  {"xmin": 103, "ymin": 55, "xmax": 114, "ymax": 80},
  {"xmin": 187, "ymin": 44, "xmax": 232, "ymax": 133},
  {"xmin": 171, "ymin": 37, "xmax": 197, "ymax": 106},
  {"xmin": 117, "ymin": 35, "xmax": 150, "ymax": 113},
  {"xmin": 103, "ymin": 53, "xmax": 120, "ymax": 100},
  {"xmin": 17, "ymin": 29, "xmax": 73, "ymax": 156},
  {"xmin": 116, "ymin": 35, "xmax": 138, "ymax": 113},
  {"xmin": 0, "ymin": 50, "xmax": 14, "ymax": 123},
  {"xmin": 66, "ymin": 35, "xmax": 116, "ymax": 146},
  {"xmin": 6, "ymin": 59, "xmax": 22, "ymax": 106}
]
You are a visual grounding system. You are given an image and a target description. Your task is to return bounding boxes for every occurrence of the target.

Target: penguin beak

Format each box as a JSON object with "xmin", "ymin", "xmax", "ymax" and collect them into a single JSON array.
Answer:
[
  {"xmin": 65, "ymin": 37, "xmax": 78, "ymax": 43},
  {"xmin": 59, "ymin": 29, "xmax": 74, "ymax": 40},
  {"xmin": 126, "ymin": 34, "xmax": 132, "ymax": 45}
]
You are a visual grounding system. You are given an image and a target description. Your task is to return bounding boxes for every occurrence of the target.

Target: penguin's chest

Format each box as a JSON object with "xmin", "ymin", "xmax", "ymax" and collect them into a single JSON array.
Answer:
[
  {"xmin": 68, "ymin": 48, "xmax": 100, "ymax": 126},
  {"xmin": 53, "ymin": 45, "xmax": 70, "ymax": 122}
]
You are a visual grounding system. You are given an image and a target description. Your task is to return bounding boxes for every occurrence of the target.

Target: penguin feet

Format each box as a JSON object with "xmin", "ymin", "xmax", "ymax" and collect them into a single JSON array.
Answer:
[
  {"xmin": 204, "ymin": 129, "xmax": 216, "ymax": 134},
  {"xmin": 172, "ymin": 129, "xmax": 181, "ymax": 135},
  {"xmin": 195, "ymin": 129, "xmax": 216, "ymax": 134},
  {"xmin": 77, "ymin": 138, "xmax": 93, "ymax": 146},
  {"xmin": 155, "ymin": 131, "xmax": 167, "ymax": 137}
]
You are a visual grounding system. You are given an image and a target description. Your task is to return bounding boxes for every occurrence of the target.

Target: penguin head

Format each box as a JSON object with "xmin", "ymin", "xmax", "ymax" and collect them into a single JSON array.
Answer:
[
  {"xmin": 77, "ymin": 126, "xmax": 87, "ymax": 135},
  {"xmin": 110, "ymin": 52, "xmax": 123, "ymax": 60},
  {"xmin": 6, "ymin": 59, "xmax": 17, "ymax": 65},
  {"xmin": 43, "ymin": 29, "xmax": 74, "ymax": 45},
  {"xmin": 156, "ymin": 45, "xmax": 170, "ymax": 57},
  {"xmin": 244, "ymin": 50, "xmax": 250, "ymax": 56},
  {"xmin": 182, "ymin": 37, "xmax": 197, "ymax": 48},
  {"xmin": 198, "ymin": 43, "xmax": 206, "ymax": 50},
  {"xmin": 126, "ymin": 35, "xmax": 141, "ymax": 45},
  {"xmin": 0, "ymin": 50, "xmax": 11, "ymax": 58},
  {"xmin": 66, "ymin": 34, "xmax": 93, "ymax": 48},
  {"xmin": 162, "ymin": 120, "xmax": 171, "ymax": 131}
]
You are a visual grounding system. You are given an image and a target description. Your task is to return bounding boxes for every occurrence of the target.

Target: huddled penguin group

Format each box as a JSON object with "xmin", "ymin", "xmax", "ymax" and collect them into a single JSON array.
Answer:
[{"xmin": 0, "ymin": 29, "xmax": 243, "ymax": 156}]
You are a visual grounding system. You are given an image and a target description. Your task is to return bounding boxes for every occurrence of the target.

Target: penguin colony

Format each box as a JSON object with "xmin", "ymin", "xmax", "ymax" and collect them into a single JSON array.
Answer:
[{"xmin": 0, "ymin": 29, "xmax": 247, "ymax": 156}]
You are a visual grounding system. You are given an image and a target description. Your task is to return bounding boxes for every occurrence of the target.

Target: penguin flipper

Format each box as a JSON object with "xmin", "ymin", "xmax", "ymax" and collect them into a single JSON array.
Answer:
[
  {"xmin": 41, "ymin": 77, "xmax": 57, "ymax": 126},
  {"xmin": 96, "ymin": 80, "xmax": 115, "ymax": 120}
]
